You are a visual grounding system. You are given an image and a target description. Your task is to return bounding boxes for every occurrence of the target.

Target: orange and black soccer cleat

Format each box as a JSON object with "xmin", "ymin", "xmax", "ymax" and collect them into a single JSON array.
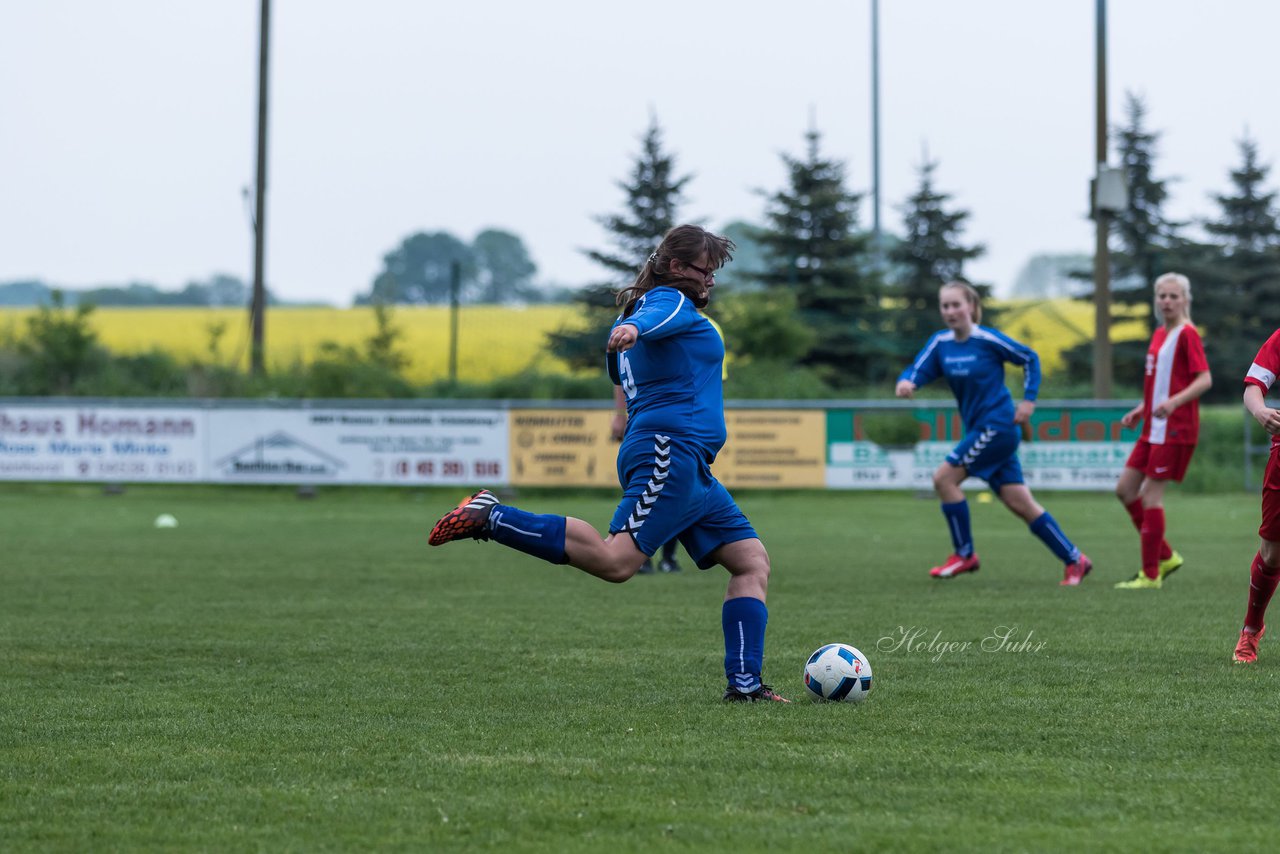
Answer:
[{"xmin": 428, "ymin": 489, "xmax": 499, "ymax": 546}]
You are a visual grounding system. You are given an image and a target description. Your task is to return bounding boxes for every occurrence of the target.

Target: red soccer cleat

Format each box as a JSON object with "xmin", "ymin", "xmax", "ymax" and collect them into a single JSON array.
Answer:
[
  {"xmin": 930, "ymin": 553, "xmax": 980, "ymax": 579},
  {"xmin": 1233, "ymin": 625, "xmax": 1266, "ymax": 664},
  {"xmin": 428, "ymin": 489, "xmax": 499, "ymax": 546},
  {"xmin": 1061, "ymin": 554, "xmax": 1094, "ymax": 586}
]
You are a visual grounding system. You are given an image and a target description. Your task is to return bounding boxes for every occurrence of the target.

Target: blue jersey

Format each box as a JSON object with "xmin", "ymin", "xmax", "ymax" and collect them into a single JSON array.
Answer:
[
  {"xmin": 898, "ymin": 326, "xmax": 1041, "ymax": 430},
  {"xmin": 607, "ymin": 287, "xmax": 726, "ymax": 460}
]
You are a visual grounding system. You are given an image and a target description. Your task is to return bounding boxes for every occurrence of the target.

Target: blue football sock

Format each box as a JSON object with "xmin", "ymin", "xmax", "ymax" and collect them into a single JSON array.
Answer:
[
  {"xmin": 487, "ymin": 504, "xmax": 568, "ymax": 565},
  {"xmin": 723, "ymin": 597, "xmax": 768, "ymax": 694},
  {"xmin": 940, "ymin": 500, "xmax": 974, "ymax": 557},
  {"xmin": 1029, "ymin": 512, "xmax": 1080, "ymax": 564}
]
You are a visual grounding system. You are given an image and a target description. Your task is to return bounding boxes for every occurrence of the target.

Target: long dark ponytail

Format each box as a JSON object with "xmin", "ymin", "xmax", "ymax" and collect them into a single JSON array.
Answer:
[{"xmin": 616, "ymin": 224, "xmax": 734, "ymax": 317}]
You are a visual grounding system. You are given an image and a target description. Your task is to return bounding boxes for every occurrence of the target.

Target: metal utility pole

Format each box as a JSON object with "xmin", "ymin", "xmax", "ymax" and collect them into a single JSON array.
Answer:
[
  {"xmin": 1092, "ymin": 0, "xmax": 1113, "ymax": 399},
  {"xmin": 870, "ymin": 0, "xmax": 882, "ymax": 250},
  {"xmin": 250, "ymin": 0, "xmax": 271, "ymax": 376},
  {"xmin": 449, "ymin": 261, "xmax": 461, "ymax": 386}
]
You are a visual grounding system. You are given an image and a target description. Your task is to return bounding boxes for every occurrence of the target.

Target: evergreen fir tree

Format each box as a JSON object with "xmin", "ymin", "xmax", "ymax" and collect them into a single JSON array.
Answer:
[
  {"xmin": 1111, "ymin": 93, "xmax": 1183, "ymax": 335},
  {"xmin": 1205, "ymin": 136, "xmax": 1280, "ymax": 253},
  {"xmin": 585, "ymin": 119, "xmax": 691, "ymax": 279},
  {"xmin": 752, "ymin": 129, "xmax": 886, "ymax": 387},
  {"xmin": 546, "ymin": 117, "xmax": 690, "ymax": 370},
  {"xmin": 888, "ymin": 156, "xmax": 985, "ymax": 351},
  {"xmin": 1063, "ymin": 94, "xmax": 1180, "ymax": 386},
  {"xmin": 1195, "ymin": 135, "xmax": 1280, "ymax": 399}
]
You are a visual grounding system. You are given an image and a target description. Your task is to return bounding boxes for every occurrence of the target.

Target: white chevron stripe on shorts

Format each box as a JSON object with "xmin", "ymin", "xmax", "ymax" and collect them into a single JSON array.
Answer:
[
  {"xmin": 622, "ymin": 434, "xmax": 672, "ymax": 533},
  {"xmin": 960, "ymin": 428, "xmax": 997, "ymax": 468}
]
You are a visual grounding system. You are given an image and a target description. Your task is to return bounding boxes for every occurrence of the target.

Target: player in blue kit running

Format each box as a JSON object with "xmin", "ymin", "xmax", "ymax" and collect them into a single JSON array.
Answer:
[
  {"xmin": 895, "ymin": 280, "xmax": 1094, "ymax": 586},
  {"xmin": 429, "ymin": 224, "xmax": 787, "ymax": 702}
]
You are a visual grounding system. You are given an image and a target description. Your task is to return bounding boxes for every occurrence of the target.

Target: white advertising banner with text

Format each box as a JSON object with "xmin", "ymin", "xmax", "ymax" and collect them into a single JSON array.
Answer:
[
  {"xmin": 203, "ymin": 408, "xmax": 508, "ymax": 485},
  {"xmin": 0, "ymin": 405, "xmax": 205, "ymax": 481}
]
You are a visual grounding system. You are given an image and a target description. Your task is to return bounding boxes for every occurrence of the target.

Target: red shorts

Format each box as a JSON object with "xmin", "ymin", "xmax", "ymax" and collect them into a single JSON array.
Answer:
[
  {"xmin": 1125, "ymin": 439, "xmax": 1195, "ymax": 482},
  {"xmin": 1260, "ymin": 449, "xmax": 1280, "ymax": 541}
]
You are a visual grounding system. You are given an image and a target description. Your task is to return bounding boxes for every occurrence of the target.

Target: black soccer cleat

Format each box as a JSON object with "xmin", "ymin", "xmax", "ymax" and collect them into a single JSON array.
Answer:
[{"xmin": 723, "ymin": 684, "xmax": 791, "ymax": 703}]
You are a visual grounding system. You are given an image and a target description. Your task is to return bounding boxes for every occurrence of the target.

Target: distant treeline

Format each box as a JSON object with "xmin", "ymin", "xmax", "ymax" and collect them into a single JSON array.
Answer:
[
  {"xmin": 9, "ymin": 93, "xmax": 1280, "ymax": 405},
  {"xmin": 0, "ymin": 274, "xmax": 269, "ymax": 308}
]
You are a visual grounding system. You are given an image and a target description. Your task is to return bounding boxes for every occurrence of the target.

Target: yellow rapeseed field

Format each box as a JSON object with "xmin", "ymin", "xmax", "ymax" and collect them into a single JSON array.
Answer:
[
  {"xmin": 0, "ymin": 299, "xmax": 1149, "ymax": 384},
  {"xmin": 0, "ymin": 305, "xmax": 588, "ymax": 384},
  {"xmin": 996, "ymin": 299, "xmax": 1149, "ymax": 375}
]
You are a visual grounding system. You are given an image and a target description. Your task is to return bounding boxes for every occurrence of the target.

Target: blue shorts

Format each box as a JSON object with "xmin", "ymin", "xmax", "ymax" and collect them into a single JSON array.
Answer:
[
  {"xmin": 609, "ymin": 433, "xmax": 758, "ymax": 569},
  {"xmin": 945, "ymin": 424, "xmax": 1024, "ymax": 491}
]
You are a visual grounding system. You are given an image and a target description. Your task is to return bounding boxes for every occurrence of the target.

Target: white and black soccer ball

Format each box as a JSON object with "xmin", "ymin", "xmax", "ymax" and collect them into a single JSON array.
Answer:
[{"xmin": 803, "ymin": 643, "xmax": 873, "ymax": 703}]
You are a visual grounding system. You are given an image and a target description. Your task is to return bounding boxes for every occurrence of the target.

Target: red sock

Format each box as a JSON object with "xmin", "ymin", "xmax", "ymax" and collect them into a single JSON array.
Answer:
[
  {"xmin": 1245, "ymin": 552, "xmax": 1280, "ymax": 632},
  {"xmin": 1140, "ymin": 508, "xmax": 1166, "ymax": 579},
  {"xmin": 1126, "ymin": 499, "xmax": 1173, "ymax": 561}
]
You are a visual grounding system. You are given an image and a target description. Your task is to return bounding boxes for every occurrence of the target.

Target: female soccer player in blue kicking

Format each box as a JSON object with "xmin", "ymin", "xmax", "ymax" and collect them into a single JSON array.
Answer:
[
  {"xmin": 895, "ymin": 280, "xmax": 1093, "ymax": 586},
  {"xmin": 429, "ymin": 224, "xmax": 788, "ymax": 702}
]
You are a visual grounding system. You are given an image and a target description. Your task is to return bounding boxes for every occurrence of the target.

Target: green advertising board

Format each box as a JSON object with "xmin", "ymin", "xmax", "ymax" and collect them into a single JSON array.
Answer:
[{"xmin": 826, "ymin": 404, "xmax": 1139, "ymax": 490}]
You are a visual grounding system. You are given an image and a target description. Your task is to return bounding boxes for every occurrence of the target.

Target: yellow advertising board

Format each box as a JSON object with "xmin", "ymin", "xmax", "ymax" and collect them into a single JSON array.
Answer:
[
  {"xmin": 509, "ymin": 409, "xmax": 618, "ymax": 487},
  {"xmin": 711, "ymin": 410, "xmax": 826, "ymax": 488}
]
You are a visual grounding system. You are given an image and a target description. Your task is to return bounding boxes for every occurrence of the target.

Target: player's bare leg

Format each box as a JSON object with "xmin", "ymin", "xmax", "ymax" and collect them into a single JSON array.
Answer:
[{"xmin": 430, "ymin": 490, "xmax": 647, "ymax": 582}]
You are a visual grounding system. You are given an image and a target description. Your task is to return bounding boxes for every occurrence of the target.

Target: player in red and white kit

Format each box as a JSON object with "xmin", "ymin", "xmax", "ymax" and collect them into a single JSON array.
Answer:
[
  {"xmin": 1233, "ymin": 327, "xmax": 1280, "ymax": 661},
  {"xmin": 1114, "ymin": 273, "xmax": 1212, "ymax": 590}
]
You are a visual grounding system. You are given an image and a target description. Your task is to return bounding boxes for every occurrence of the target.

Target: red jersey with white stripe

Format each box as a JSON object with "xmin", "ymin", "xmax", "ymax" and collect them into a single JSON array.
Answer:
[
  {"xmin": 1246, "ymin": 328, "xmax": 1280, "ymax": 448},
  {"xmin": 1141, "ymin": 323, "xmax": 1208, "ymax": 445},
  {"xmin": 1245, "ymin": 329, "xmax": 1280, "ymax": 395}
]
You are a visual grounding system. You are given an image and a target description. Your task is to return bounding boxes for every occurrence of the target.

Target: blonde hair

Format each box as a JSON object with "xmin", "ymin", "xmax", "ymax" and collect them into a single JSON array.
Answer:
[
  {"xmin": 940, "ymin": 280, "xmax": 982, "ymax": 325},
  {"xmin": 1153, "ymin": 272, "xmax": 1192, "ymax": 322}
]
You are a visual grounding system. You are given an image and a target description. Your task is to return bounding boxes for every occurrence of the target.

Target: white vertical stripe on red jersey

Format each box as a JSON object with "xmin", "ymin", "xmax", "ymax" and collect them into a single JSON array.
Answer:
[{"xmin": 1148, "ymin": 324, "xmax": 1184, "ymax": 445}]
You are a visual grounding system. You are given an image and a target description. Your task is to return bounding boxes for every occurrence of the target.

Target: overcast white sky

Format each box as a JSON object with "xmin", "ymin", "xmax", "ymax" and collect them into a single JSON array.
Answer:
[{"xmin": 3, "ymin": 1, "xmax": 1280, "ymax": 305}]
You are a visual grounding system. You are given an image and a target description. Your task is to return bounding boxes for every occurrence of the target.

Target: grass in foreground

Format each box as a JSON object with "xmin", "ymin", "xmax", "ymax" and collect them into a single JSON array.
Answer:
[{"xmin": 3, "ymin": 485, "xmax": 1280, "ymax": 852}]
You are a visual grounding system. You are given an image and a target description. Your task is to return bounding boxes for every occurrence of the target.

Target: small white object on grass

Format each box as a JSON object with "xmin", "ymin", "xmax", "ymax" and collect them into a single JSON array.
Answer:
[{"xmin": 154, "ymin": 514, "xmax": 178, "ymax": 528}]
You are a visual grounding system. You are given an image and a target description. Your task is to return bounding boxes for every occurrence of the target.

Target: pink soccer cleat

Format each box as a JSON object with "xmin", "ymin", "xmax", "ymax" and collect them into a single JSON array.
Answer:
[
  {"xmin": 930, "ymin": 553, "xmax": 980, "ymax": 579},
  {"xmin": 1061, "ymin": 554, "xmax": 1094, "ymax": 586}
]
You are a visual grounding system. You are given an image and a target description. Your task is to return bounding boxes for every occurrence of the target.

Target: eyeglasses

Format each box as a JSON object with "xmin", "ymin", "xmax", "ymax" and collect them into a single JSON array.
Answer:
[{"xmin": 683, "ymin": 261, "xmax": 715, "ymax": 281}]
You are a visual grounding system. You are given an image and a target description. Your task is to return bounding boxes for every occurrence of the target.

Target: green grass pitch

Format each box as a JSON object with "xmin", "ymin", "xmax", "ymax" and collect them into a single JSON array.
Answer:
[{"xmin": 3, "ymin": 484, "xmax": 1279, "ymax": 851}]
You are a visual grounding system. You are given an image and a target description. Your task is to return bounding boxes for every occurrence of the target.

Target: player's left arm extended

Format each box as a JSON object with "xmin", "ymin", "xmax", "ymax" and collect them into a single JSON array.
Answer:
[
  {"xmin": 623, "ymin": 290, "xmax": 702, "ymax": 343},
  {"xmin": 607, "ymin": 290, "xmax": 700, "ymax": 354}
]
